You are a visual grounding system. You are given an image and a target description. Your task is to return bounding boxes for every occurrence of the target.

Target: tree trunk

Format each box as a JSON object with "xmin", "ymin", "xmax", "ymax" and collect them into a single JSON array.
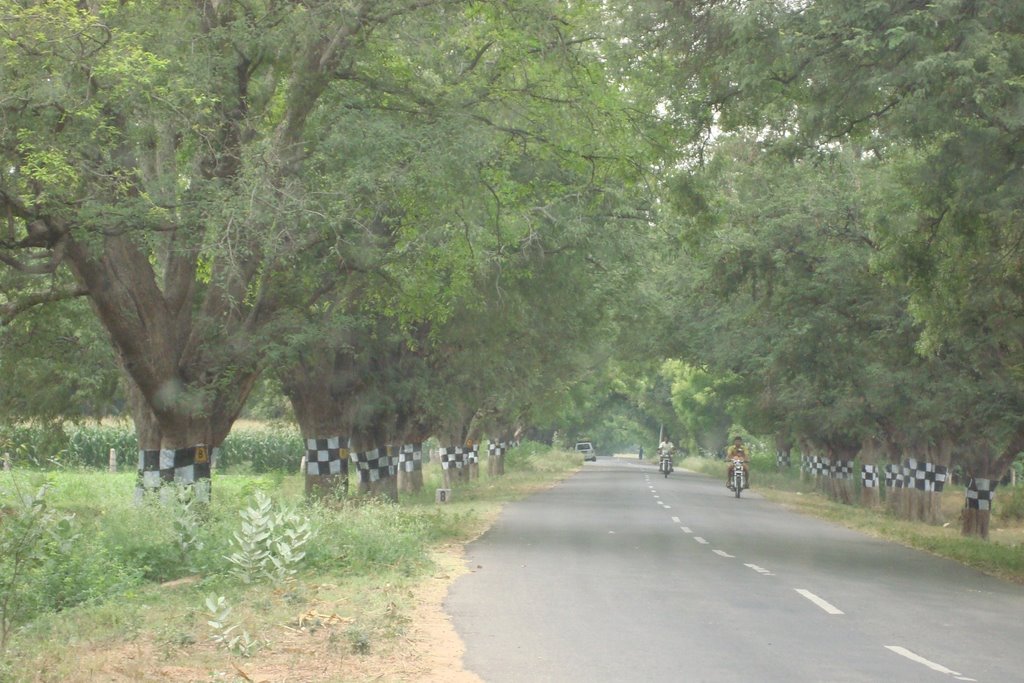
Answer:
[
  {"xmin": 466, "ymin": 442, "xmax": 480, "ymax": 481},
  {"xmin": 126, "ymin": 370, "xmax": 163, "ymax": 503},
  {"xmin": 883, "ymin": 454, "xmax": 918, "ymax": 520},
  {"xmin": 495, "ymin": 432, "xmax": 513, "ymax": 475},
  {"xmin": 816, "ymin": 455, "xmax": 832, "ymax": 497},
  {"xmin": 914, "ymin": 439, "xmax": 953, "ymax": 525},
  {"xmin": 397, "ymin": 443, "xmax": 425, "ymax": 494},
  {"xmin": 962, "ymin": 478, "xmax": 996, "ymax": 539},
  {"xmin": 774, "ymin": 433, "xmax": 793, "ymax": 472},
  {"xmin": 827, "ymin": 446, "xmax": 857, "ymax": 505},
  {"xmin": 126, "ymin": 369, "xmax": 230, "ymax": 504},
  {"xmin": 286, "ymin": 398, "xmax": 350, "ymax": 501},
  {"xmin": 488, "ymin": 437, "xmax": 509, "ymax": 477},
  {"xmin": 65, "ymin": 235, "xmax": 262, "ymax": 503},
  {"xmin": 857, "ymin": 437, "xmax": 882, "ymax": 508},
  {"xmin": 883, "ymin": 460, "xmax": 901, "ymax": 513},
  {"xmin": 957, "ymin": 431, "xmax": 1022, "ymax": 539},
  {"xmin": 351, "ymin": 441, "xmax": 398, "ymax": 501},
  {"xmin": 303, "ymin": 436, "xmax": 350, "ymax": 500},
  {"xmin": 440, "ymin": 445, "xmax": 468, "ymax": 488},
  {"xmin": 280, "ymin": 349, "xmax": 371, "ymax": 501},
  {"xmin": 904, "ymin": 453, "xmax": 927, "ymax": 523}
]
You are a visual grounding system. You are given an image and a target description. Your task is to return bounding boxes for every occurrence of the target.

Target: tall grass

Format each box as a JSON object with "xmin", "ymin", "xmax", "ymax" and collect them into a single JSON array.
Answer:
[{"xmin": 0, "ymin": 421, "xmax": 302, "ymax": 472}]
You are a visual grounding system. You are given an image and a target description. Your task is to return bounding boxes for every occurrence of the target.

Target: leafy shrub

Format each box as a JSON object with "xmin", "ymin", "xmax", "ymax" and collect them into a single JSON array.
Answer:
[
  {"xmin": 0, "ymin": 481, "xmax": 143, "ymax": 652},
  {"xmin": 224, "ymin": 491, "xmax": 313, "ymax": 585},
  {"xmin": 205, "ymin": 594, "xmax": 259, "ymax": 657},
  {"xmin": 99, "ymin": 495, "xmax": 199, "ymax": 583}
]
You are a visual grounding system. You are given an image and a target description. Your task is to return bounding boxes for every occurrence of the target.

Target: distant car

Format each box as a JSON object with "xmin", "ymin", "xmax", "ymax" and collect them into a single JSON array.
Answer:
[{"xmin": 574, "ymin": 441, "xmax": 597, "ymax": 461}]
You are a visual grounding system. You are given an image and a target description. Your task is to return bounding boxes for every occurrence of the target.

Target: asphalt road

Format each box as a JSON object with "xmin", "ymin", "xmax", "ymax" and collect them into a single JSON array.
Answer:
[{"xmin": 445, "ymin": 457, "xmax": 1024, "ymax": 682}]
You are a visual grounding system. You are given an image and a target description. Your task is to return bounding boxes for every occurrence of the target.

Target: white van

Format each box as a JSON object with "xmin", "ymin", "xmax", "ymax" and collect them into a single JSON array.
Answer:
[{"xmin": 574, "ymin": 441, "xmax": 597, "ymax": 461}]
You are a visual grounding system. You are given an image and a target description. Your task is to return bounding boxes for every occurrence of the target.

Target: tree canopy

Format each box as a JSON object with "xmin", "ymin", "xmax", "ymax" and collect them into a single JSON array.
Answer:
[{"xmin": 2, "ymin": 0, "xmax": 1022, "ymax": 525}]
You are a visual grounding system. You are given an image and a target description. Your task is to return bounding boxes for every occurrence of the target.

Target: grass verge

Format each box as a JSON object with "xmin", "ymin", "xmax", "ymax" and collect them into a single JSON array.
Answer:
[
  {"xmin": 679, "ymin": 455, "xmax": 1024, "ymax": 584},
  {"xmin": 0, "ymin": 443, "xmax": 580, "ymax": 682}
]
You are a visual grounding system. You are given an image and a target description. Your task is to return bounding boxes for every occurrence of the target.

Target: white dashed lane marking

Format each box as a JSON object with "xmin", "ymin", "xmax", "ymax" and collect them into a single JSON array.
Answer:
[
  {"xmin": 712, "ymin": 549, "xmax": 735, "ymax": 558},
  {"xmin": 694, "ymin": 537, "xmax": 709, "ymax": 544},
  {"xmin": 794, "ymin": 589, "xmax": 843, "ymax": 614},
  {"xmin": 885, "ymin": 646, "xmax": 975, "ymax": 681},
  {"xmin": 745, "ymin": 563, "xmax": 775, "ymax": 576}
]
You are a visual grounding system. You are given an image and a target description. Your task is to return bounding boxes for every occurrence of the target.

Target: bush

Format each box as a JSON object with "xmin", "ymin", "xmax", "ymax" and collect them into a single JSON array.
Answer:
[{"xmin": 0, "ymin": 481, "xmax": 143, "ymax": 652}]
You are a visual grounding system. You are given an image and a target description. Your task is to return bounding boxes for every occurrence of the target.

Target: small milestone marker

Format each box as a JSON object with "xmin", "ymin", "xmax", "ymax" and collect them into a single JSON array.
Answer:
[{"xmin": 436, "ymin": 488, "xmax": 452, "ymax": 504}]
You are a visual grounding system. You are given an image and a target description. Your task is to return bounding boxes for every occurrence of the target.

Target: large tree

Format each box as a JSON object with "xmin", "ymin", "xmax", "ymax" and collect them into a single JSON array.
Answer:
[
  {"xmin": 1, "ymin": 1, "xmax": 419, "ymax": 457},
  {"xmin": 626, "ymin": 0, "xmax": 1024, "ymax": 535},
  {"xmin": 0, "ymin": 1, "xmax": 648, "ymax": 476}
]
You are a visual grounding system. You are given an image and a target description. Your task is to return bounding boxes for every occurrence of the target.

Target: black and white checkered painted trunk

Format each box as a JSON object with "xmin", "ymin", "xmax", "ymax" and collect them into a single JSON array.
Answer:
[
  {"xmin": 305, "ymin": 436, "xmax": 348, "ymax": 477},
  {"xmin": 815, "ymin": 456, "xmax": 830, "ymax": 477},
  {"xmin": 351, "ymin": 448, "xmax": 397, "ymax": 483},
  {"xmin": 910, "ymin": 461, "xmax": 948, "ymax": 492},
  {"xmin": 883, "ymin": 460, "xmax": 948, "ymax": 492},
  {"xmin": 440, "ymin": 446, "xmax": 466, "ymax": 470},
  {"xmin": 136, "ymin": 445, "xmax": 214, "ymax": 501},
  {"xmin": 776, "ymin": 451, "xmax": 790, "ymax": 467},
  {"xmin": 884, "ymin": 463, "xmax": 901, "ymax": 488},
  {"xmin": 398, "ymin": 443, "xmax": 423, "ymax": 472},
  {"xmin": 488, "ymin": 441, "xmax": 507, "ymax": 458},
  {"xmin": 466, "ymin": 445, "xmax": 480, "ymax": 465},
  {"xmin": 965, "ymin": 478, "xmax": 995, "ymax": 511},
  {"xmin": 861, "ymin": 464, "xmax": 879, "ymax": 488},
  {"xmin": 833, "ymin": 460, "xmax": 854, "ymax": 480}
]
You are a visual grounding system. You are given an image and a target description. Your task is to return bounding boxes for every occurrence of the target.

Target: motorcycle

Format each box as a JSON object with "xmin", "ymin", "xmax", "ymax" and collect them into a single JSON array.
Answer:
[
  {"xmin": 729, "ymin": 458, "xmax": 748, "ymax": 498},
  {"xmin": 659, "ymin": 452, "xmax": 673, "ymax": 478}
]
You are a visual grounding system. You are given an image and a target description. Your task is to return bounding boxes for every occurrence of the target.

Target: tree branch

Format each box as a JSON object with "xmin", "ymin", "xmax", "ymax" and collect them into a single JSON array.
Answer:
[{"xmin": 0, "ymin": 286, "xmax": 89, "ymax": 326}]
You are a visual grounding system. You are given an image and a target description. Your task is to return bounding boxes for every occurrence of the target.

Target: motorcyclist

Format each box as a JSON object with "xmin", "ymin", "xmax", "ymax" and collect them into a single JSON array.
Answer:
[
  {"xmin": 726, "ymin": 435, "xmax": 750, "ymax": 489},
  {"xmin": 658, "ymin": 438, "xmax": 674, "ymax": 472}
]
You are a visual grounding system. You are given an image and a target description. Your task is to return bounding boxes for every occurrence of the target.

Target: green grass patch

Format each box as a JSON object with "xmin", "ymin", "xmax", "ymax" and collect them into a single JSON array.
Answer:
[
  {"xmin": 0, "ymin": 441, "xmax": 580, "ymax": 680},
  {"xmin": 679, "ymin": 455, "xmax": 1024, "ymax": 584}
]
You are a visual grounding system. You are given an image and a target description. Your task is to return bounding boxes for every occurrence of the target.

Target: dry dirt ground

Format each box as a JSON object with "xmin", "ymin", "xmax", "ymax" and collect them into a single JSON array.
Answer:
[{"xmin": 35, "ymin": 546, "xmax": 481, "ymax": 683}]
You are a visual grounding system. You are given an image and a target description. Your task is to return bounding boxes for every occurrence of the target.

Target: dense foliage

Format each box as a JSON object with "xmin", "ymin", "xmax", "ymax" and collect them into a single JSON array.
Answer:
[{"xmin": 1, "ymin": 0, "xmax": 1022, "ymax": 533}]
